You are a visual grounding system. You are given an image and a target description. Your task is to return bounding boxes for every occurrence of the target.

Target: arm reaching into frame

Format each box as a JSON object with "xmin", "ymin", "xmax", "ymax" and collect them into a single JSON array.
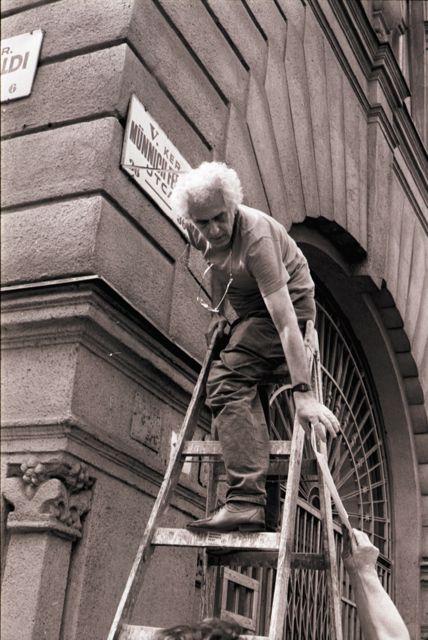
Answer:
[{"xmin": 343, "ymin": 529, "xmax": 410, "ymax": 640}]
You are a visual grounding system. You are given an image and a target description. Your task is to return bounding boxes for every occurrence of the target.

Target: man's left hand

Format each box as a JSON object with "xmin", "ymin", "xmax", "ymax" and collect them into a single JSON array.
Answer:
[{"xmin": 294, "ymin": 393, "xmax": 340, "ymax": 440}]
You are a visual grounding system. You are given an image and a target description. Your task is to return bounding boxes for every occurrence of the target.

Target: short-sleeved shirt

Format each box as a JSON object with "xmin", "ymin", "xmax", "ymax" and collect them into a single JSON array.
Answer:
[{"xmin": 187, "ymin": 205, "xmax": 316, "ymax": 322}]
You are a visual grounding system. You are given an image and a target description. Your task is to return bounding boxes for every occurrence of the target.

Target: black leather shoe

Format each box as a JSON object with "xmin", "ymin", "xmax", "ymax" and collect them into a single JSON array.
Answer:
[{"xmin": 187, "ymin": 502, "xmax": 265, "ymax": 533}]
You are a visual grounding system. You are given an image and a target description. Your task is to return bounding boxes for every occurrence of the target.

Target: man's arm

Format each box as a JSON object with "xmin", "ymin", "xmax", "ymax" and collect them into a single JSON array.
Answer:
[
  {"xmin": 263, "ymin": 285, "xmax": 339, "ymax": 438},
  {"xmin": 343, "ymin": 529, "xmax": 410, "ymax": 640}
]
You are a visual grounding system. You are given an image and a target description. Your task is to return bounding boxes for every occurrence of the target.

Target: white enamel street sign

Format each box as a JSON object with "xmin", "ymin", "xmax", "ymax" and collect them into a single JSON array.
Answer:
[
  {"xmin": 1, "ymin": 30, "xmax": 44, "ymax": 102},
  {"xmin": 121, "ymin": 94, "xmax": 191, "ymax": 236}
]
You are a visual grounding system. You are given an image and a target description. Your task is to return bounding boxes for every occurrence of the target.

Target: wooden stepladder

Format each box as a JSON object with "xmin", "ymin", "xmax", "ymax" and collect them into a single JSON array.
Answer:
[{"xmin": 107, "ymin": 322, "xmax": 343, "ymax": 640}]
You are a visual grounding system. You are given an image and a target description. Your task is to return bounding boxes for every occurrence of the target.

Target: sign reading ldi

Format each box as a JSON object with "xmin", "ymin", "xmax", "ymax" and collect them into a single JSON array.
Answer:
[{"xmin": 1, "ymin": 30, "xmax": 44, "ymax": 102}]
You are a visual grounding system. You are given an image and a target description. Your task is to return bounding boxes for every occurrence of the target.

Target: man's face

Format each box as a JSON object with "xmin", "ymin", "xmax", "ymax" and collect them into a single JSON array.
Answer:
[{"xmin": 188, "ymin": 191, "xmax": 235, "ymax": 249}]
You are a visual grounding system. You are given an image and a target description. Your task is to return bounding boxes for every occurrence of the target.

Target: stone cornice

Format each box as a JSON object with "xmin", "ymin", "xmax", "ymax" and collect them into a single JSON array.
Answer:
[
  {"xmin": 1, "ymin": 275, "xmax": 204, "ymax": 404},
  {"xmin": 1, "ymin": 274, "xmax": 202, "ymax": 371},
  {"xmin": 1, "ymin": 419, "xmax": 207, "ymax": 517}
]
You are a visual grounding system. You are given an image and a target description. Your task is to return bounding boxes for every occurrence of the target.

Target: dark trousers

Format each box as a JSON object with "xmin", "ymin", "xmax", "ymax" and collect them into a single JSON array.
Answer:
[{"xmin": 206, "ymin": 315, "xmax": 287, "ymax": 507}]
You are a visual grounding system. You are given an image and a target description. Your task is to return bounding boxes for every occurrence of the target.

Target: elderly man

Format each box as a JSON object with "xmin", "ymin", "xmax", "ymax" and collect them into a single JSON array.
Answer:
[{"xmin": 172, "ymin": 161, "xmax": 339, "ymax": 532}]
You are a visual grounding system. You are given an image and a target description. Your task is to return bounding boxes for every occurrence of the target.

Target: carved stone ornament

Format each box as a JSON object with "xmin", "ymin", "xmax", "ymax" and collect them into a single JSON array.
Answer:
[{"xmin": 2, "ymin": 457, "xmax": 95, "ymax": 540}]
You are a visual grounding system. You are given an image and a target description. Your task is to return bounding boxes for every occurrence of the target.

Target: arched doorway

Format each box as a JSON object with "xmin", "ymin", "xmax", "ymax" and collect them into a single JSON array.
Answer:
[{"xmin": 211, "ymin": 287, "xmax": 393, "ymax": 639}]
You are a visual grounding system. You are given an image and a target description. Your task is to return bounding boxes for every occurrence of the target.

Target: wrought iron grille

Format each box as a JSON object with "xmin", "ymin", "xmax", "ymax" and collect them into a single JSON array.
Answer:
[{"xmin": 213, "ymin": 298, "xmax": 392, "ymax": 639}]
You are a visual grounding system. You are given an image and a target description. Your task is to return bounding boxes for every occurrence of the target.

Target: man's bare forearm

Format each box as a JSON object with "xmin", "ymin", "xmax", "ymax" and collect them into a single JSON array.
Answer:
[{"xmin": 263, "ymin": 287, "xmax": 312, "ymax": 388}]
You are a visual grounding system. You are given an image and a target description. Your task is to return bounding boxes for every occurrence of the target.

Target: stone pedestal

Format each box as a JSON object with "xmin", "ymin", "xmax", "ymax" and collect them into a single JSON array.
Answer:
[{"xmin": 1, "ymin": 457, "xmax": 94, "ymax": 640}]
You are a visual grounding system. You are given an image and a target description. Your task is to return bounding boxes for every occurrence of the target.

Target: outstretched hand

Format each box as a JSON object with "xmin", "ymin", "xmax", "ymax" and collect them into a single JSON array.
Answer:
[
  {"xmin": 294, "ymin": 393, "xmax": 340, "ymax": 440},
  {"xmin": 342, "ymin": 528, "xmax": 379, "ymax": 575}
]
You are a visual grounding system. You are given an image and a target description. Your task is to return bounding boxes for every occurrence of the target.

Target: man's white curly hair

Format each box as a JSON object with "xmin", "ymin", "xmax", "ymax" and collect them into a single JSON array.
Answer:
[{"xmin": 172, "ymin": 161, "xmax": 243, "ymax": 219}]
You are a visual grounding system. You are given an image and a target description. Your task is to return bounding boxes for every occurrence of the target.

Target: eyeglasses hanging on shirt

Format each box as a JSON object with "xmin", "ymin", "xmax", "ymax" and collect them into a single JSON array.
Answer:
[{"xmin": 196, "ymin": 262, "xmax": 233, "ymax": 314}]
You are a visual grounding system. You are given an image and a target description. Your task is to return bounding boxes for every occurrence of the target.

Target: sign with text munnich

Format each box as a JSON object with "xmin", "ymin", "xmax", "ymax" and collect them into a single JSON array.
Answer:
[
  {"xmin": 121, "ymin": 94, "xmax": 191, "ymax": 234},
  {"xmin": 1, "ymin": 30, "xmax": 44, "ymax": 102}
]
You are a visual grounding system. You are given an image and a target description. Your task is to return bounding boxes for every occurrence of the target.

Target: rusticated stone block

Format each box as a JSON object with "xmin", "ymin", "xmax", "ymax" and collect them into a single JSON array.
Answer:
[
  {"xmin": 1, "ymin": 0, "xmax": 132, "ymax": 58},
  {"xmin": 246, "ymin": 75, "xmax": 289, "ymax": 227},
  {"xmin": 224, "ymin": 105, "xmax": 269, "ymax": 213},
  {"xmin": 2, "ymin": 42, "xmax": 210, "ymax": 165},
  {"xmin": 364, "ymin": 122, "xmax": 392, "ymax": 283},
  {"xmin": 415, "ymin": 434, "xmax": 428, "ymax": 465},
  {"xmin": 304, "ymin": 9, "xmax": 333, "ymax": 220},
  {"xmin": 206, "ymin": 0, "xmax": 267, "ymax": 81},
  {"xmin": 379, "ymin": 306, "xmax": 404, "ymax": 329},
  {"xmin": 156, "ymin": 0, "xmax": 248, "ymax": 112},
  {"xmin": 343, "ymin": 81, "xmax": 362, "ymax": 244},
  {"xmin": 358, "ymin": 108, "xmax": 368, "ymax": 249},
  {"xmin": 388, "ymin": 328, "xmax": 411, "ymax": 353},
  {"xmin": 117, "ymin": 47, "xmax": 209, "ymax": 169},
  {"xmin": 324, "ymin": 43, "xmax": 347, "ymax": 230},
  {"xmin": 264, "ymin": 46, "xmax": 305, "ymax": 222},
  {"xmin": 284, "ymin": 22, "xmax": 319, "ymax": 216},
  {"xmin": 405, "ymin": 224, "xmax": 427, "ymax": 344},
  {"xmin": 168, "ymin": 260, "xmax": 208, "ymax": 360},
  {"xmin": 419, "ymin": 464, "xmax": 428, "ymax": 495},
  {"xmin": 1, "ymin": 197, "xmax": 101, "ymax": 285},
  {"xmin": 409, "ymin": 404, "xmax": 428, "ymax": 434},
  {"xmin": 385, "ymin": 174, "xmax": 405, "ymax": 300},
  {"xmin": 396, "ymin": 203, "xmax": 416, "ymax": 321},
  {"xmin": 129, "ymin": 0, "xmax": 228, "ymax": 153},
  {"xmin": 2, "ymin": 194, "xmax": 195, "ymax": 337},
  {"xmin": 278, "ymin": 0, "xmax": 305, "ymax": 37},
  {"xmin": 245, "ymin": 0, "xmax": 286, "ymax": 56},
  {"xmin": 1, "ymin": 118, "xmax": 115, "ymax": 208},
  {"xmin": 1, "ymin": 0, "xmax": 34, "ymax": 14},
  {"xmin": 95, "ymin": 198, "xmax": 176, "ymax": 331},
  {"xmin": 422, "ymin": 496, "xmax": 428, "ymax": 526},
  {"xmin": 396, "ymin": 352, "xmax": 418, "ymax": 378},
  {"xmin": 2, "ymin": 45, "xmax": 127, "ymax": 138},
  {"xmin": 1, "ymin": 118, "xmax": 182, "ymax": 261}
]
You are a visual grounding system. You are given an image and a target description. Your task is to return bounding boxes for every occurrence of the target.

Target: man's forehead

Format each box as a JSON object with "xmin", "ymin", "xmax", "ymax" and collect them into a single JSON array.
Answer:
[{"xmin": 188, "ymin": 189, "xmax": 226, "ymax": 220}]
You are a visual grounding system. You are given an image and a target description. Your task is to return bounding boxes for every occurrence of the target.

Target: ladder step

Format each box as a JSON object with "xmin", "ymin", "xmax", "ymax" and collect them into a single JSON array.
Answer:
[
  {"xmin": 152, "ymin": 527, "xmax": 280, "ymax": 550},
  {"xmin": 208, "ymin": 550, "xmax": 326, "ymax": 570},
  {"xmin": 120, "ymin": 626, "xmax": 267, "ymax": 640},
  {"xmin": 182, "ymin": 440, "xmax": 291, "ymax": 457},
  {"xmin": 215, "ymin": 459, "xmax": 317, "ymax": 479}
]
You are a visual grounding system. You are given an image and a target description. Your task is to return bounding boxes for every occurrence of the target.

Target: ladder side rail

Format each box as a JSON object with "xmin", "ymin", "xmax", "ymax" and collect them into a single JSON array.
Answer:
[
  {"xmin": 201, "ymin": 430, "xmax": 219, "ymax": 620},
  {"xmin": 107, "ymin": 329, "xmax": 222, "ymax": 640},
  {"xmin": 268, "ymin": 418, "xmax": 305, "ymax": 640},
  {"xmin": 312, "ymin": 328, "xmax": 343, "ymax": 640},
  {"xmin": 267, "ymin": 321, "xmax": 317, "ymax": 640}
]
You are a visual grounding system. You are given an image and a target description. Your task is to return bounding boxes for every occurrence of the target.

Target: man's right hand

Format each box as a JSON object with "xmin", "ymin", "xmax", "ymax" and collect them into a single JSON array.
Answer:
[{"xmin": 205, "ymin": 316, "xmax": 228, "ymax": 347}]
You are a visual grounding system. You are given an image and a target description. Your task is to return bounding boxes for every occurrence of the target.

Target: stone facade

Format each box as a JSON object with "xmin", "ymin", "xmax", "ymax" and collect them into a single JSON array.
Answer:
[{"xmin": 1, "ymin": 0, "xmax": 427, "ymax": 638}]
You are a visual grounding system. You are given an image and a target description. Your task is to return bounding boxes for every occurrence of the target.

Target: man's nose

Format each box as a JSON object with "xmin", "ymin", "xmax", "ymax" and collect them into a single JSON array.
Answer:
[{"xmin": 209, "ymin": 221, "xmax": 221, "ymax": 237}]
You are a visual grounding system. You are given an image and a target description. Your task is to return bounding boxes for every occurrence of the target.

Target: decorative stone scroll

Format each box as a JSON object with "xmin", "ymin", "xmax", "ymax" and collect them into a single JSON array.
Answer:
[{"xmin": 3, "ymin": 457, "xmax": 95, "ymax": 540}]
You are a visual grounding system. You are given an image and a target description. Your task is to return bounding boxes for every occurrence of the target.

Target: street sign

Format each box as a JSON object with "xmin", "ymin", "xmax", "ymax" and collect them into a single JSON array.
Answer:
[
  {"xmin": 121, "ymin": 94, "xmax": 191, "ymax": 236},
  {"xmin": 1, "ymin": 30, "xmax": 44, "ymax": 102}
]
